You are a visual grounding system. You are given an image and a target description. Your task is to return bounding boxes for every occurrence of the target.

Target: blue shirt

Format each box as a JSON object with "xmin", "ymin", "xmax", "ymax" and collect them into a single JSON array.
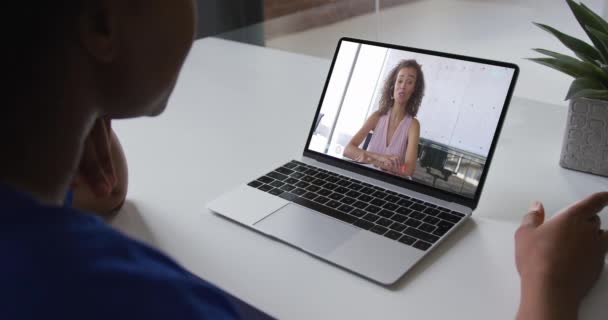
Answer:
[{"xmin": 0, "ymin": 185, "xmax": 240, "ymax": 319}]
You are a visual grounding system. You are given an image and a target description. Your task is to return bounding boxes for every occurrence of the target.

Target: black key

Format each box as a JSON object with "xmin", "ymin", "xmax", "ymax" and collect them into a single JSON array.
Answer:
[
  {"xmin": 386, "ymin": 190, "xmax": 397, "ymax": 196},
  {"xmin": 396, "ymin": 206, "xmax": 412, "ymax": 216},
  {"xmin": 306, "ymin": 185, "xmax": 320, "ymax": 193},
  {"xmin": 335, "ymin": 186, "xmax": 349, "ymax": 194},
  {"xmin": 358, "ymin": 194, "xmax": 373, "ymax": 202},
  {"xmin": 329, "ymin": 193, "xmax": 344, "ymax": 201},
  {"xmin": 424, "ymin": 208, "xmax": 440, "ymax": 216},
  {"xmin": 365, "ymin": 205, "xmax": 381, "ymax": 214},
  {"xmin": 351, "ymin": 209, "xmax": 366, "ymax": 217},
  {"xmin": 370, "ymin": 198, "xmax": 386, "ymax": 207},
  {"xmin": 349, "ymin": 183, "xmax": 364, "ymax": 191},
  {"xmin": 284, "ymin": 162, "xmax": 298, "ymax": 169},
  {"xmin": 337, "ymin": 204, "xmax": 354, "ymax": 213},
  {"xmin": 433, "ymin": 227, "xmax": 450, "ymax": 237},
  {"xmin": 413, "ymin": 241, "xmax": 432, "ymax": 251},
  {"xmin": 411, "ymin": 203, "xmax": 426, "ymax": 211},
  {"xmin": 336, "ymin": 180, "xmax": 351, "ymax": 187},
  {"xmin": 404, "ymin": 228, "xmax": 440, "ymax": 244},
  {"xmin": 427, "ymin": 204, "xmax": 437, "ymax": 209},
  {"xmin": 384, "ymin": 230, "xmax": 402, "ymax": 240},
  {"xmin": 293, "ymin": 165, "xmax": 308, "ymax": 172},
  {"xmin": 346, "ymin": 190, "xmax": 361, "ymax": 198},
  {"xmin": 248, "ymin": 180, "xmax": 263, "ymax": 188},
  {"xmin": 360, "ymin": 187, "xmax": 375, "ymax": 195},
  {"xmin": 279, "ymin": 192, "xmax": 298, "ymax": 201},
  {"xmin": 340, "ymin": 197, "xmax": 356, "ymax": 205},
  {"xmin": 389, "ymin": 222, "xmax": 406, "ymax": 232},
  {"xmin": 410, "ymin": 211, "xmax": 426, "ymax": 220},
  {"xmin": 318, "ymin": 189, "xmax": 331, "ymax": 196},
  {"xmin": 377, "ymin": 218, "xmax": 392, "ymax": 227},
  {"xmin": 302, "ymin": 175, "xmax": 315, "ymax": 183},
  {"xmin": 304, "ymin": 169, "xmax": 318, "ymax": 176},
  {"xmin": 295, "ymin": 181, "xmax": 310, "ymax": 189},
  {"xmin": 383, "ymin": 203, "xmax": 399, "ymax": 211},
  {"xmin": 280, "ymin": 184, "xmax": 296, "ymax": 192},
  {"xmin": 270, "ymin": 180, "xmax": 285, "ymax": 188},
  {"xmin": 291, "ymin": 172, "xmax": 305, "ymax": 179},
  {"xmin": 312, "ymin": 179, "xmax": 326, "ymax": 187},
  {"xmin": 283, "ymin": 161, "xmax": 298, "ymax": 169},
  {"xmin": 267, "ymin": 171, "xmax": 288, "ymax": 181},
  {"xmin": 370, "ymin": 225, "xmax": 388, "ymax": 235},
  {"xmin": 354, "ymin": 219, "xmax": 374, "ymax": 230},
  {"xmin": 291, "ymin": 197, "xmax": 356, "ymax": 224},
  {"xmin": 285, "ymin": 177, "xmax": 299, "ymax": 185},
  {"xmin": 423, "ymin": 216, "xmax": 440, "ymax": 225},
  {"xmin": 372, "ymin": 191, "xmax": 387, "ymax": 199},
  {"xmin": 314, "ymin": 196, "xmax": 330, "ymax": 204},
  {"xmin": 269, "ymin": 188, "xmax": 283, "ymax": 196},
  {"xmin": 438, "ymin": 212, "xmax": 462, "ymax": 223},
  {"xmin": 258, "ymin": 176, "xmax": 273, "ymax": 184},
  {"xmin": 363, "ymin": 214, "xmax": 380, "ymax": 222},
  {"xmin": 405, "ymin": 218, "xmax": 422, "ymax": 228},
  {"xmin": 353, "ymin": 201, "xmax": 368, "ymax": 209},
  {"xmin": 450, "ymin": 211, "xmax": 466, "ymax": 218},
  {"xmin": 437, "ymin": 220, "xmax": 455, "ymax": 230},
  {"xmin": 276, "ymin": 167, "xmax": 294, "ymax": 175},
  {"xmin": 326, "ymin": 176, "xmax": 339, "ymax": 183},
  {"xmin": 324, "ymin": 183, "xmax": 338, "ymax": 190},
  {"xmin": 258, "ymin": 185, "xmax": 273, "ymax": 192},
  {"xmin": 303, "ymin": 192, "xmax": 318, "ymax": 200},
  {"xmin": 378, "ymin": 210, "xmax": 394, "ymax": 218},
  {"xmin": 397, "ymin": 198, "xmax": 413, "ymax": 207},
  {"xmin": 316, "ymin": 172, "xmax": 329, "ymax": 180},
  {"xmin": 390, "ymin": 214, "xmax": 408, "ymax": 223},
  {"xmin": 419, "ymin": 223, "xmax": 436, "ymax": 233},
  {"xmin": 292, "ymin": 188, "xmax": 307, "ymax": 196},
  {"xmin": 385, "ymin": 195, "xmax": 400, "ymax": 203},
  {"xmin": 326, "ymin": 200, "xmax": 341, "ymax": 208},
  {"xmin": 399, "ymin": 235, "xmax": 416, "ymax": 245}
]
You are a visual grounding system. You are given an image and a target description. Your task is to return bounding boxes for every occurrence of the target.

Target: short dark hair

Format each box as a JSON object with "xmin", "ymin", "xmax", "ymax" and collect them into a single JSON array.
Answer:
[
  {"xmin": 6, "ymin": 2, "xmax": 85, "ymax": 106},
  {"xmin": 377, "ymin": 59, "xmax": 425, "ymax": 117}
]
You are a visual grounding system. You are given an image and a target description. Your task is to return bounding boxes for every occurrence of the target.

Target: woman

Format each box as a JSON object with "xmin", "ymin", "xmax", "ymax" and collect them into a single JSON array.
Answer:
[{"xmin": 344, "ymin": 59, "xmax": 425, "ymax": 177}]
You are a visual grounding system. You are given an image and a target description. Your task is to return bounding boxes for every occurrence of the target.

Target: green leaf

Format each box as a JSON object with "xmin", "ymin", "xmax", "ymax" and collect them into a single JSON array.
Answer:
[
  {"xmin": 528, "ymin": 52, "xmax": 608, "ymax": 86},
  {"xmin": 566, "ymin": 88, "xmax": 608, "ymax": 101},
  {"xmin": 586, "ymin": 27, "xmax": 608, "ymax": 64},
  {"xmin": 580, "ymin": 3, "xmax": 608, "ymax": 34},
  {"xmin": 566, "ymin": 77, "xmax": 606, "ymax": 100},
  {"xmin": 566, "ymin": 0, "xmax": 608, "ymax": 63},
  {"xmin": 533, "ymin": 22, "xmax": 601, "ymax": 64}
]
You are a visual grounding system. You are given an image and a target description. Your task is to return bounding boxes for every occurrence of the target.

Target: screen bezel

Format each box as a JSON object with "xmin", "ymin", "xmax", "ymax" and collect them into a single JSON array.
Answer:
[{"xmin": 302, "ymin": 37, "xmax": 519, "ymax": 210}]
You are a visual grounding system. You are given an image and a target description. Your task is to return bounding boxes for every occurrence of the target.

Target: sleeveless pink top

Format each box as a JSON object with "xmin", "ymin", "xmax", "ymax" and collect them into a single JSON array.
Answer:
[{"xmin": 366, "ymin": 110, "xmax": 413, "ymax": 158}]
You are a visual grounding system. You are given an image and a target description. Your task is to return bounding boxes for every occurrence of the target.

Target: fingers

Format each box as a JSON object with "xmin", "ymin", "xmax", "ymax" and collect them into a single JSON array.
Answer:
[
  {"xmin": 521, "ymin": 201, "xmax": 545, "ymax": 229},
  {"xmin": 566, "ymin": 192, "xmax": 608, "ymax": 219}
]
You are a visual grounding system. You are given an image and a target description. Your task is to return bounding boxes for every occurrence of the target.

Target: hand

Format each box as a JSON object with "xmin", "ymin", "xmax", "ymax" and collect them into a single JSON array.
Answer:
[
  {"xmin": 74, "ymin": 118, "xmax": 117, "ymax": 197},
  {"xmin": 374, "ymin": 154, "xmax": 402, "ymax": 173},
  {"xmin": 515, "ymin": 193, "xmax": 608, "ymax": 319}
]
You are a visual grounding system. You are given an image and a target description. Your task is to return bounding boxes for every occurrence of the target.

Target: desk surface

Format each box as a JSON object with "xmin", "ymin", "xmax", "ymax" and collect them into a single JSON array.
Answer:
[{"xmin": 111, "ymin": 38, "xmax": 608, "ymax": 319}]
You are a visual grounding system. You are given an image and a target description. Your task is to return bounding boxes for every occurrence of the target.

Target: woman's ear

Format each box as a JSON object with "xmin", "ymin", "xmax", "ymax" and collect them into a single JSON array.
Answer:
[{"xmin": 78, "ymin": 0, "xmax": 120, "ymax": 63}]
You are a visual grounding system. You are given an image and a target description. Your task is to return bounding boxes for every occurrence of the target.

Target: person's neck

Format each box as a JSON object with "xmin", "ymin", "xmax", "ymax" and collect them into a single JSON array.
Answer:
[
  {"xmin": 1, "ymin": 101, "xmax": 97, "ymax": 207},
  {"xmin": 390, "ymin": 102, "xmax": 407, "ymax": 121}
]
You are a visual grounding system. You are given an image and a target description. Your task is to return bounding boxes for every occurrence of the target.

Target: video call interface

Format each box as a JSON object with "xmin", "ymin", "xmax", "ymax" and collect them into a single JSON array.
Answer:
[{"xmin": 308, "ymin": 40, "xmax": 516, "ymax": 198}]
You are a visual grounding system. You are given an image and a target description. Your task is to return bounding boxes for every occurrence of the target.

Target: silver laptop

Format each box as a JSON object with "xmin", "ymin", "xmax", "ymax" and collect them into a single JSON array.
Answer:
[{"xmin": 208, "ymin": 37, "xmax": 519, "ymax": 285}]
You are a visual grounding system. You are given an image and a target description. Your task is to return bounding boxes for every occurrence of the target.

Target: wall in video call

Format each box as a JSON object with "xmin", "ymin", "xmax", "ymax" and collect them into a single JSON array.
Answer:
[{"xmin": 308, "ymin": 41, "xmax": 515, "ymax": 198}]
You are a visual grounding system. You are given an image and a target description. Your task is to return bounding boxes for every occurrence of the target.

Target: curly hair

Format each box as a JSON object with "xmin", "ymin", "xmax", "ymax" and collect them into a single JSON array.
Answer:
[{"xmin": 377, "ymin": 59, "xmax": 425, "ymax": 117}]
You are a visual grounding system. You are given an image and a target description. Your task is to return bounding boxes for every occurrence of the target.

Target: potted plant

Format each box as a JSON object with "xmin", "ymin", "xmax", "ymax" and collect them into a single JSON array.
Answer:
[{"xmin": 530, "ymin": 0, "xmax": 608, "ymax": 177}]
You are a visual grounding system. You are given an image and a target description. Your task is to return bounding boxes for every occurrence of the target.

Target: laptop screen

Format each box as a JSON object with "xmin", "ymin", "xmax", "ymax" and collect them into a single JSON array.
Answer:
[{"xmin": 306, "ymin": 39, "xmax": 517, "ymax": 200}]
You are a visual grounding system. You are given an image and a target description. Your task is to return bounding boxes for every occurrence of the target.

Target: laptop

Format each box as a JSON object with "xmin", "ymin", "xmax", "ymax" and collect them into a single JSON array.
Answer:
[{"xmin": 207, "ymin": 37, "xmax": 519, "ymax": 285}]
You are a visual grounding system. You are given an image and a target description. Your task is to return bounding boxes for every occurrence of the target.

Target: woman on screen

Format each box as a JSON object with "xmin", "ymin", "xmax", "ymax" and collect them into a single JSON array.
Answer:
[{"xmin": 343, "ymin": 59, "xmax": 425, "ymax": 177}]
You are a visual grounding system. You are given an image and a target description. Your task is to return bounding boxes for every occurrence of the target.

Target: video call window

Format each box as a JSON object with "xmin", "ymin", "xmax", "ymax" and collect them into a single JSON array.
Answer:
[{"xmin": 308, "ymin": 41, "xmax": 515, "ymax": 198}]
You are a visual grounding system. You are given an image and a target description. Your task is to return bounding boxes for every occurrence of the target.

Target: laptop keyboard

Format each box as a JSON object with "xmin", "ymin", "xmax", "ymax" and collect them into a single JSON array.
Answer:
[{"xmin": 247, "ymin": 160, "xmax": 465, "ymax": 251}]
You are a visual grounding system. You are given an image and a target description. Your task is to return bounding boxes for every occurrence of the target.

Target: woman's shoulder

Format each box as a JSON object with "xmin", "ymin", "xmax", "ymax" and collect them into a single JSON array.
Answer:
[{"xmin": 409, "ymin": 117, "xmax": 420, "ymax": 130}]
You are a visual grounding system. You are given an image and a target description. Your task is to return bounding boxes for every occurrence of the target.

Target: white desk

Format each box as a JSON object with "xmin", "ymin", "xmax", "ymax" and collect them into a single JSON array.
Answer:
[{"xmin": 111, "ymin": 38, "xmax": 608, "ymax": 319}]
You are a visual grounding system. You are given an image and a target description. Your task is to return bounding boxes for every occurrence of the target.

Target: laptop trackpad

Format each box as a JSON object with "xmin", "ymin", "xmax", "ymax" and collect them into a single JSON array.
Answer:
[{"xmin": 254, "ymin": 203, "xmax": 359, "ymax": 256}]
